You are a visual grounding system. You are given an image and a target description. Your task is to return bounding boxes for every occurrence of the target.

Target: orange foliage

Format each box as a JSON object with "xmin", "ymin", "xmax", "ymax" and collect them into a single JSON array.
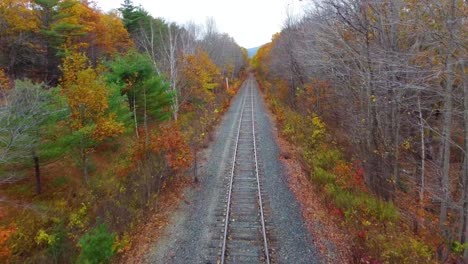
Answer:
[
  {"xmin": 0, "ymin": 69, "xmax": 10, "ymax": 90},
  {"xmin": 128, "ymin": 124, "xmax": 193, "ymax": 172},
  {"xmin": 297, "ymin": 79, "xmax": 333, "ymax": 112},
  {"xmin": 252, "ymin": 42, "xmax": 272, "ymax": 79},
  {"xmin": 333, "ymin": 160, "xmax": 367, "ymax": 193},
  {"xmin": 151, "ymin": 124, "xmax": 193, "ymax": 170},
  {"xmin": 0, "ymin": 223, "xmax": 15, "ymax": 259},
  {"xmin": 60, "ymin": 1, "xmax": 131, "ymax": 55},
  {"xmin": 100, "ymin": 12, "xmax": 133, "ymax": 53}
]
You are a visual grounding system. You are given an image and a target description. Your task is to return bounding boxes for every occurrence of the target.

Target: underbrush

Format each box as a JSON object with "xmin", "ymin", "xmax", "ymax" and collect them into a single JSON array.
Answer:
[
  {"xmin": 260, "ymin": 79, "xmax": 436, "ymax": 263},
  {"xmin": 0, "ymin": 77, "xmax": 246, "ymax": 263}
]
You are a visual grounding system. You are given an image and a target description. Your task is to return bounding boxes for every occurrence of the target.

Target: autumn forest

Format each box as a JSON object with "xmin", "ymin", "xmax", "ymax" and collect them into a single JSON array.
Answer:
[{"xmin": 0, "ymin": 0, "xmax": 467, "ymax": 263}]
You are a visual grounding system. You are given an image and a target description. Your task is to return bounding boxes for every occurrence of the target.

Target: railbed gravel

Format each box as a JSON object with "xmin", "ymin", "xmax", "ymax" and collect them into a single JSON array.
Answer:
[{"xmin": 145, "ymin": 77, "xmax": 323, "ymax": 263}]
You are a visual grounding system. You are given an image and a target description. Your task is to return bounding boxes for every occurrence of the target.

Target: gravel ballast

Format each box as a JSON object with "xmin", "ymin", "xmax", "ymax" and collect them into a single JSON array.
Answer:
[{"xmin": 145, "ymin": 77, "xmax": 322, "ymax": 263}]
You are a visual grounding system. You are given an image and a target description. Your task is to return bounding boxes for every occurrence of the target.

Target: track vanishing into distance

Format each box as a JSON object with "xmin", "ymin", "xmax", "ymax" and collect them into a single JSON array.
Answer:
[
  {"xmin": 209, "ymin": 77, "xmax": 275, "ymax": 264},
  {"xmin": 146, "ymin": 75, "xmax": 322, "ymax": 264}
]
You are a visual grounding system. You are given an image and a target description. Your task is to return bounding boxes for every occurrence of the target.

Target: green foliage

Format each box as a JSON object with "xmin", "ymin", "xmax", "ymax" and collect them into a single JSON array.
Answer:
[
  {"xmin": 311, "ymin": 167, "xmax": 335, "ymax": 186},
  {"xmin": 309, "ymin": 148, "xmax": 342, "ymax": 171},
  {"xmin": 106, "ymin": 51, "xmax": 173, "ymax": 123},
  {"xmin": 282, "ymin": 110, "xmax": 326, "ymax": 152},
  {"xmin": 0, "ymin": 79, "xmax": 71, "ymax": 193},
  {"xmin": 35, "ymin": 223, "xmax": 67, "ymax": 261},
  {"xmin": 0, "ymin": 80, "xmax": 68, "ymax": 164},
  {"xmin": 366, "ymin": 229, "xmax": 434, "ymax": 263},
  {"xmin": 52, "ymin": 176, "xmax": 69, "ymax": 188},
  {"xmin": 119, "ymin": 1, "xmax": 152, "ymax": 35},
  {"xmin": 34, "ymin": 0, "xmax": 85, "ymax": 51},
  {"xmin": 325, "ymin": 183, "xmax": 399, "ymax": 223},
  {"xmin": 78, "ymin": 224, "xmax": 116, "ymax": 264},
  {"xmin": 12, "ymin": 185, "xmax": 31, "ymax": 195},
  {"xmin": 68, "ymin": 203, "xmax": 89, "ymax": 231},
  {"xmin": 452, "ymin": 241, "xmax": 468, "ymax": 254},
  {"xmin": 142, "ymin": 75, "xmax": 173, "ymax": 121}
]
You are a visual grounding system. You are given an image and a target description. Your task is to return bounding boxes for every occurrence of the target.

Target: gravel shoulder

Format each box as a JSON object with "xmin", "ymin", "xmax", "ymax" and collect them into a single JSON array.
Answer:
[
  {"xmin": 145, "ymin": 82, "xmax": 246, "ymax": 263},
  {"xmin": 145, "ymin": 77, "xmax": 323, "ymax": 263}
]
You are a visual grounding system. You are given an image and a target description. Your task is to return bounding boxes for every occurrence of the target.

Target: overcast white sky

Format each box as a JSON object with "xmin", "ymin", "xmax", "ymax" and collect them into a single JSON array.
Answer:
[{"xmin": 94, "ymin": 0, "xmax": 308, "ymax": 48}]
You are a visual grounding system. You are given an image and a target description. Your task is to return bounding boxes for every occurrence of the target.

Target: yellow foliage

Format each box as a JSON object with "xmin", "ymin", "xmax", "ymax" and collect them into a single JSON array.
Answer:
[
  {"xmin": 114, "ymin": 233, "xmax": 131, "ymax": 253},
  {"xmin": 60, "ymin": 51, "xmax": 124, "ymax": 141},
  {"xmin": 252, "ymin": 42, "xmax": 272, "ymax": 78},
  {"xmin": 68, "ymin": 203, "xmax": 88, "ymax": 230},
  {"xmin": 182, "ymin": 49, "xmax": 220, "ymax": 102},
  {"xmin": 402, "ymin": 139, "xmax": 411, "ymax": 150},
  {"xmin": 0, "ymin": 0, "xmax": 40, "ymax": 34},
  {"xmin": 310, "ymin": 114, "xmax": 326, "ymax": 142},
  {"xmin": 35, "ymin": 229, "xmax": 55, "ymax": 246}
]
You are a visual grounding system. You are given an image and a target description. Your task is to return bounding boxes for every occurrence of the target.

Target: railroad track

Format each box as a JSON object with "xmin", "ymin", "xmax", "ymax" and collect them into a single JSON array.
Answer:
[{"xmin": 209, "ymin": 78, "xmax": 275, "ymax": 264}]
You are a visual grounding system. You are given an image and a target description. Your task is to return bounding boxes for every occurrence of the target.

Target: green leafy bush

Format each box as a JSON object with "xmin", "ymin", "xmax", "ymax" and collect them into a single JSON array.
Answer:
[
  {"xmin": 35, "ymin": 223, "xmax": 67, "ymax": 261},
  {"xmin": 311, "ymin": 148, "xmax": 342, "ymax": 171},
  {"xmin": 78, "ymin": 224, "xmax": 116, "ymax": 264},
  {"xmin": 325, "ymin": 184, "xmax": 399, "ymax": 223},
  {"xmin": 311, "ymin": 167, "xmax": 335, "ymax": 186},
  {"xmin": 366, "ymin": 230, "xmax": 434, "ymax": 263}
]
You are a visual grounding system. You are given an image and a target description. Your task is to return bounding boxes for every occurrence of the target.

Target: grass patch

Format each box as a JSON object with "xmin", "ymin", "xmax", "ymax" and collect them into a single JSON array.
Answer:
[{"xmin": 52, "ymin": 176, "xmax": 69, "ymax": 188}]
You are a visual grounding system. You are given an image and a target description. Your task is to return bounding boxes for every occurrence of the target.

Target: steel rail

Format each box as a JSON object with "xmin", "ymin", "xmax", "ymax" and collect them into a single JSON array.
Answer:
[
  {"xmin": 250, "ymin": 80, "xmax": 270, "ymax": 264},
  {"xmin": 220, "ymin": 78, "xmax": 270, "ymax": 264},
  {"xmin": 220, "ymin": 85, "xmax": 247, "ymax": 264}
]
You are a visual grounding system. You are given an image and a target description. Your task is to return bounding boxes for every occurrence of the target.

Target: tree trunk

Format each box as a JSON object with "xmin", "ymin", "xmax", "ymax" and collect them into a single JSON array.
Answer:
[
  {"xmin": 143, "ymin": 87, "xmax": 148, "ymax": 145},
  {"xmin": 79, "ymin": 105, "xmax": 89, "ymax": 183},
  {"xmin": 80, "ymin": 137, "xmax": 88, "ymax": 184},
  {"xmin": 392, "ymin": 102, "xmax": 400, "ymax": 190},
  {"xmin": 460, "ymin": 58, "xmax": 468, "ymax": 260},
  {"xmin": 32, "ymin": 149, "xmax": 41, "ymax": 194},
  {"xmin": 193, "ymin": 147, "xmax": 198, "ymax": 183},
  {"xmin": 418, "ymin": 96, "xmax": 425, "ymax": 202},
  {"xmin": 439, "ymin": 55, "xmax": 453, "ymax": 239},
  {"xmin": 439, "ymin": 0, "xmax": 457, "ymax": 239},
  {"xmin": 133, "ymin": 93, "xmax": 139, "ymax": 138}
]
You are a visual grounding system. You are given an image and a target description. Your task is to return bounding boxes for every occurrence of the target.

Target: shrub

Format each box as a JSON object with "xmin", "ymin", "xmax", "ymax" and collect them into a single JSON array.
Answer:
[
  {"xmin": 35, "ymin": 223, "xmax": 67, "ymax": 261},
  {"xmin": 311, "ymin": 148, "xmax": 342, "ymax": 171},
  {"xmin": 78, "ymin": 224, "xmax": 116, "ymax": 264},
  {"xmin": 311, "ymin": 167, "xmax": 335, "ymax": 186},
  {"xmin": 9, "ymin": 211, "xmax": 47, "ymax": 258},
  {"xmin": 365, "ymin": 230, "xmax": 434, "ymax": 263},
  {"xmin": 325, "ymin": 183, "xmax": 399, "ymax": 224}
]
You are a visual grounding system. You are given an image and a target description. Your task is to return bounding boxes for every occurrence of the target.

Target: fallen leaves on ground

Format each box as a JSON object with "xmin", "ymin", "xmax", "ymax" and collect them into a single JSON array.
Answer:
[{"xmin": 115, "ymin": 175, "xmax": 192, "ymax": 264}]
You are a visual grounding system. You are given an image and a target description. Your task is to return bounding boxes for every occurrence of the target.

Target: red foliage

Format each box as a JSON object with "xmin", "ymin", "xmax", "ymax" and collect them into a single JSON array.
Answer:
[
  {"xmin": 333, "ymin": 160, "xmax": 367, "ymax": 193},
  {"xmin": 353, "ymin": 160, "xmax": 367, "ymax": 191},
  {"xmin": 328, "ymin": 204, "xmax": 344, "ymax": 218},
  {"xmin": 151, "ymin": 124, "xmax": 193, "ymax": 170},
  {"xmin": 357, "ymin": 231, "xmax": 367, "ymax": 240}
]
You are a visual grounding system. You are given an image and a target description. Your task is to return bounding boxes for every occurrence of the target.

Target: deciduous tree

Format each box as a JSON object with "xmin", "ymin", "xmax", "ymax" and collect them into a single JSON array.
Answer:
[{"xmin": 60, "ymin": 51, "xmax": 126, "ymax": 182}]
